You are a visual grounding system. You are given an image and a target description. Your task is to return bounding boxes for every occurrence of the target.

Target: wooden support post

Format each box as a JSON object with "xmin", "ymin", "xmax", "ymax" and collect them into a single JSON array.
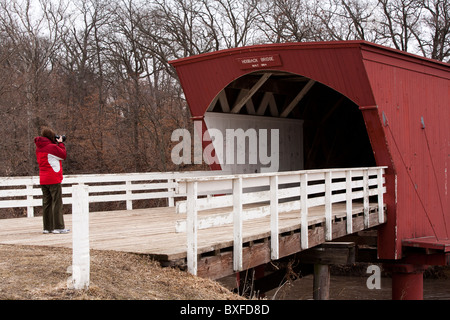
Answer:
[
  {"xmin": 186, "ymin": 181, "xmax": 198, "ymax": 275},
  {"xmin": 313, "ymin": 263, "xmax": 330, "ymax": 300},
  {"xmin": 70, "ymin": 184, "xmax": 90, "ymax": 290},
  {"xmin": 270, "ymin": 175, "xmax": 279, "ymax": 260},
  {"xmin": 233, "ymin": 177, "xmax": 243, "ymax": 271},
  {"xmin": 300, "ymin": 173, "xmax": 308, "ymax": 249}
]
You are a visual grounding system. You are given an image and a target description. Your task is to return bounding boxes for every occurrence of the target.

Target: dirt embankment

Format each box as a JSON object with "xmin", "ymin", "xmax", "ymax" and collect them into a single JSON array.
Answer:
[{"xmin": 0, "ymin": 244, "xmax": 243, "ymax": 300}]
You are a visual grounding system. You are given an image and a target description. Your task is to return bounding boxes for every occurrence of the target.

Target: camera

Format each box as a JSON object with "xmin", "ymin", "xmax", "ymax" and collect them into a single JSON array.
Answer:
[{"xmin": 55, "ymin": 134, "xmax": 66, "ymax": 142}]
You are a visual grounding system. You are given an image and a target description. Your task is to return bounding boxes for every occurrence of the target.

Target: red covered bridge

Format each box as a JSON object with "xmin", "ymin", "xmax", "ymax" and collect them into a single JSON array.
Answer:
[
  {"xmin": 169, "ymin": 40, "xmax": 450, "ymax": 299},
  {"xmin": 0, "ymin": 40, "xmax": 448, "ymax": 300}
]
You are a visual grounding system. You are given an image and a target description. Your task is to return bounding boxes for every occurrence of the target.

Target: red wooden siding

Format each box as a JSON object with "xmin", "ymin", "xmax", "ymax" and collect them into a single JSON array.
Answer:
[{"xmin": 361, "ymin": 45, "xmax": 450, "ymax": 258}]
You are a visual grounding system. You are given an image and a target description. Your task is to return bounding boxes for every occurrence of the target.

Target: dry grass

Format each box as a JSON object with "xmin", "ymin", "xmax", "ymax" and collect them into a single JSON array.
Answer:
[{"xmin": 0, "ymin": 244, "xmax": 243, "ymax": 300}]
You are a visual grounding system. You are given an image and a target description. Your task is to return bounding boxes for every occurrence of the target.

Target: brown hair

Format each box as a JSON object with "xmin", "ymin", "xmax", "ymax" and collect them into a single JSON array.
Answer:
[{"xmin": 41, "ymin": 127, "xmax": 56, "ymax": 143}]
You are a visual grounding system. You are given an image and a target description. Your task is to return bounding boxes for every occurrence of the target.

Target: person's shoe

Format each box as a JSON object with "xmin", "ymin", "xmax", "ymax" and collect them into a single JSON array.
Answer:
[
  {"xmin": 43, "ymin": 230, "xmax": 51, "ymax": 234},
  {"xmin": 52, "ymin": 229, "xmax": 70, "ymax": 234}
]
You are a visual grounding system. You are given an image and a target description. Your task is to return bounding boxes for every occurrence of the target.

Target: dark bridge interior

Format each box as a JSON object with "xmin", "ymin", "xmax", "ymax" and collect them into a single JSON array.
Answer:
[{"xmin": 208, "ymin": 71, "xmax": 376, "ymax": 170}]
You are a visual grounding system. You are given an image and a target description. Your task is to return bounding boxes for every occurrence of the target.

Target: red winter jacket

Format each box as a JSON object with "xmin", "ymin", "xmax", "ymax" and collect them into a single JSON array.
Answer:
[{"xmin": 35, "ymin": 137, "xmax": 67, "ymax": 185}]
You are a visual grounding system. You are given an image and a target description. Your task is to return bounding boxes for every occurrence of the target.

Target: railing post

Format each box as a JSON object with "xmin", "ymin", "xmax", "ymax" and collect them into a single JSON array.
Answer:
[
  {"xmin": 70, "ymin": 184, "xmax": 90, "ymax": 290},
  {"xmin": 126, "ymin": 180, "xmax": 132, "ymax": 210},
  {"xmin": 186, "ymin": 181, "xmax": 198, "ymax": 275},
  {"xmin": 324, "ymin": 171, "xmax": 332, "ymax": 241},
  {"xmin": 363, "ymin": 169, "xmax": 369, "ymax": 228},
  {"xmin": 270, "ymin": 175, "xmax": 279, "ymax": 260},
  {"xmin": 233, "ymin": 176, "xmax": 243, "ymax": 271},
  {"xmin": 377, "ymin": 168, "xmax": 384, "ymax": 223},
  {"xmin": 26, "ymin": 184, "xmax": 34, "ymax": 218},
  {"xmin": 346, "ymin": 170, "xmax": 353, "ymax": 234},
  {"xmin": 300, "ymin": 173, "xmax": 308, "ymax": 250},
  {"xmin": 168, "ymin": 178, "xmax": 175, "ymax": 207}
]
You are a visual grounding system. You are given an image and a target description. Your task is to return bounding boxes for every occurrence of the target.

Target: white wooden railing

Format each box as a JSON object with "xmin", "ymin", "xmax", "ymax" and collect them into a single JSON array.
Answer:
[
  {"xmin": 1, "ymin": 167, "xmax": 387, "ymax": 280},
  {"xmin": 0, "ymin": 171, "xmax": 227, "ymax": 217},
  {"xmin": 175, "ymin": 167, "xmax": 387, "ymax": 275}
]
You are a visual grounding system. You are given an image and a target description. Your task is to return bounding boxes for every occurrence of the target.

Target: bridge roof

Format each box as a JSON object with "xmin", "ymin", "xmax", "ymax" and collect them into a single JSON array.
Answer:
[{"xmin": 170, "ymin": 40, "xmax": 448, "ymax": 116}]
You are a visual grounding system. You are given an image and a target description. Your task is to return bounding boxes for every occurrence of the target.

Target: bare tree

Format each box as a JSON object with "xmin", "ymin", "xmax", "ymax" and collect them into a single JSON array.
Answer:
[
  {"xmin": 338, "ymin": 0, "xmax": 379, "ymax": 40},
  {"xmin": 304, "ymin": 0, "xmax": 379, "ymax": 41},
  {"xmin": 256, "ymin": 0, "xmax": 315, "ymax": 43},
  {"xmin": 151, "ymin": 0, "xmax": 214, "ymax": 58},
  {"xmin": 118, "ymin": 1, "xmax": 192, "ymax": 171},
  {"xmin": 212, "ymin": 0, "xmax": 260, "ymax": 48},
  {"xmin": 417, "ymin": 0, "xmax": 450, "ymax": 61},
  {"xmin": 57, "ymin": 0, "xmax": 114, "ymax": 172},
  {"xmin": 376, "ymin": 0, "xmax": 423, "ymax": 52},
  {"xmin": 0, "ymin": 0, "xmax": 68, "ymax": 175}
]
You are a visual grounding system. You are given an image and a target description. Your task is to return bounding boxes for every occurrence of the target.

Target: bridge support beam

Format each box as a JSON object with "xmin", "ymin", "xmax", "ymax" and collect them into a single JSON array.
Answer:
[
  {"xmin": 385, "ymin": 264, "xmax": 427, "ymax": 300},
  {"xmin": 313, "ymin": 263, "xmax": 330, "ymax": 300}
]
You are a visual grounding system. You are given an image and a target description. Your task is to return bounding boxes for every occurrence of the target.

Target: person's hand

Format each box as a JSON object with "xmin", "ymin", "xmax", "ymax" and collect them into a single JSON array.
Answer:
[{"xmin": 56, "ymin": 136, "xmax": 63, "ymax": 143}]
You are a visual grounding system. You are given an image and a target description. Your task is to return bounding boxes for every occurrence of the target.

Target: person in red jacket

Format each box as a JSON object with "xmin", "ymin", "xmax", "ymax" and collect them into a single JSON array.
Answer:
[{"xmin": 35, "ymin": 127, "xmax": 69, "ymax": 234}]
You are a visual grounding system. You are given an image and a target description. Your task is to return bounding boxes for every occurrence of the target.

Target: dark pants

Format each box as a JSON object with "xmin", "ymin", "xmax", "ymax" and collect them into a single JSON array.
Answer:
[{"xmin": 41, "ymin": 183, "xmax": 65, "ymax": 231}]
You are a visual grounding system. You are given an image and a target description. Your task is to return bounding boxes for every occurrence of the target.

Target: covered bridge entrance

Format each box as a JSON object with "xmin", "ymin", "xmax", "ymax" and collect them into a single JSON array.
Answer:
[{"xmin": 170, "ymin": 41, "xmax": 450, "ymax": 299}]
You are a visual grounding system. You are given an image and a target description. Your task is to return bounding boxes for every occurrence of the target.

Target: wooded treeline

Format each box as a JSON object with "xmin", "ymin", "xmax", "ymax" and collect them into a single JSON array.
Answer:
[{"xmin": 1, "ymin": 0, "xmax": 448, "ymax": 177}]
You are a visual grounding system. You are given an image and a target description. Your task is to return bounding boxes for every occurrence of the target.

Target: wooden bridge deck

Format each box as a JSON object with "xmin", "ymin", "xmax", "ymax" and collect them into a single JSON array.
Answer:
[{"xmin": 0, "ymin": 201, "xmax": 385, "ymax": 279}]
